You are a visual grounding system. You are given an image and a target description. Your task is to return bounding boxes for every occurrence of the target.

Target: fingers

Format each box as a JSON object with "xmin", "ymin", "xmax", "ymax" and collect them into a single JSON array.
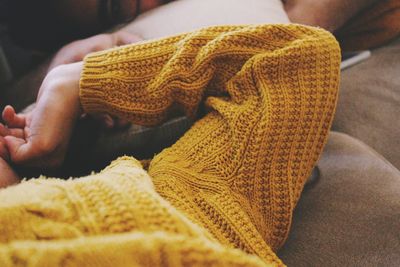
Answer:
[
  {"xmin": 3, "ymin": 136, "xmax": 50, "ymax": 167},
  {"xmin": 2, "ymin": 105, "xmax": 26, "ymax": 128},
  {"xmin": 0, "ymin": 106, "xmax": 28, "ymax": 161},
  {"xmin": 0, "ymin": 123, "xmax": 25, "ymax": 139},
  {"xmin": 0, "ymin": 136, "xmax": 10, "ymax": 161},
  {"xmin": 4, "ymin": 135, "xmax": 65, "ymax": 168},
  {"xmin": 0, "ymin": 157, "xmax": 20, "ymax": 188},
  {"xmin": 0, "ymin": 123, "xmax": 7, "ymax": 136},
  {"xmin": 4, "ymin": 136, "xmax": 28, "ymax": 163}
]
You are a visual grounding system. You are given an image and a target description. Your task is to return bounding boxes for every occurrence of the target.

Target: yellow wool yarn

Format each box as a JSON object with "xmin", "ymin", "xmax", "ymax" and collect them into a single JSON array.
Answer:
[{"xmin": 0, "ymin": 24, "xmax": 340, "ymax": 266}]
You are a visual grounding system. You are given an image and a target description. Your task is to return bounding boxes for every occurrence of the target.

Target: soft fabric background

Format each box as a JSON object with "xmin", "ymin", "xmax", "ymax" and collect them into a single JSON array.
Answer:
[
  {"xmin": 333, "ymin": 37, "xmax": 400, "ymax": 169},
  {"xmin": 279, "ymin": 132, "xmax": 400, "ymax": 266}
]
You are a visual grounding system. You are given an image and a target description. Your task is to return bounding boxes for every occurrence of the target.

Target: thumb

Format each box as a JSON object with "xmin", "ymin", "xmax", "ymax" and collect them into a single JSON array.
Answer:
[
  {"xmin": 0, "ymin": 137, "xmax": 10, "ymax": 161},
  {"xmin": 4, "ymin": 136, "xmax": 31, "ymax": 164},
  {"xmin": 0, "ymin": 158, "xmax": 20, "ymax": 188},
  {"xmin": 5, "ymin": 134, "xmax": 62, "ymax": 168}
]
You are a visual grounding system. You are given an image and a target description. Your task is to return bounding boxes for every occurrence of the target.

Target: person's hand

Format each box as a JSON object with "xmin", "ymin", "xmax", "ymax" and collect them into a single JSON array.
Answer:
[
  {"xmin": 0, "ymin": 135, "xmax": 9, "ymax": 160},
  {"xmin": 1, "ymin": 62, "xmax": 83, "ymax": 168},
  {"xmin": 0, "ymin": 157, "xmax": 19, "ymax": 188},
  {"xmin": 0, "ymin": 126, "xmax": 20, "ymax": 188}
]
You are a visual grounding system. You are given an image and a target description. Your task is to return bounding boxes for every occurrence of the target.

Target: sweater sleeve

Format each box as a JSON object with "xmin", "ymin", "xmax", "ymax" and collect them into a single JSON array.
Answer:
[
  {"xmin": 78, "ymin": 25, "xmax": 286, "ymax": 125},
  {"xmin": 80, "ymin": 24, "xmax": 340, "ymax": 262}
]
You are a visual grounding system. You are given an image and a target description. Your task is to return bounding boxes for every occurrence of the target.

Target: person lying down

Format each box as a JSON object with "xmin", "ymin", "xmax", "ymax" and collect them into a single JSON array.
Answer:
[{"xmin": 0, "ymin": 24, "xmax": 340, "ymax": 266}]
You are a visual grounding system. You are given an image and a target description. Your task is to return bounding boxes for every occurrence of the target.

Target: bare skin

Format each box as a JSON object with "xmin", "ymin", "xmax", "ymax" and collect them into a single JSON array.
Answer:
[
  {"xmin": 46, "ymin": 31, "xmax": 142, "ymax": 128},
  {"xmin": 2, "ymin": 30, "xmax": 141, "ymax": 123},
  {"xmin": 0, "ymin": 110, "xmax": 26, "ymax": 186},
  {"xmin": 0, "ymin": 31, "xmax": 142, "ymax": 188},
  {"xmin": 0, "ymin": 123, "xmax": 19, "ymax": 187},
  {"xmin": 0, "ymin": 2, "xmax": 164, "ymax": 187},
  {"xmin": 0, "ymin": 62, "xmax": 84, "ymax": 187},
  {"xmin": 0, "ymin": 158, "xmax": 19, "ymax": 188}
]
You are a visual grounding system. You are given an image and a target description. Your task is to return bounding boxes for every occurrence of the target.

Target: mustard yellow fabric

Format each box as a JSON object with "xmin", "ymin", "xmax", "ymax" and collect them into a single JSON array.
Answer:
[{"xmin": 0, "ymin": 25, "xmax": 340, "ymax": 266}]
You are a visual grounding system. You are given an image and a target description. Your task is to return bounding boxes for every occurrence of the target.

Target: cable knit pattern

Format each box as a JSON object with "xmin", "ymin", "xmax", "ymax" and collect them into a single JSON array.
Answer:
[{"xmin": 0, "ymin": 25, "xmax": 340, "ymax": 266}]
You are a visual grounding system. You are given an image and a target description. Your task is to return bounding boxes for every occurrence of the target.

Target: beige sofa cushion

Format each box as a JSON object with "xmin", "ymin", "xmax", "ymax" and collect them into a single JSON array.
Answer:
[
  {"xmin": 279, "ymin": 132, "xmax": 400, "ymax": 266},
  {"xmin": 333, "ymin": 37, "xmax": 400, "ymax": 169}
]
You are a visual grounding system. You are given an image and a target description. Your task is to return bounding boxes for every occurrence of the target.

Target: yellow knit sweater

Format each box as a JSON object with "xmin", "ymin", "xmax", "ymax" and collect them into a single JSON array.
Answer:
[{"xmin": 0, "ymin": 25, "xmax": 340, "ymax": 266}]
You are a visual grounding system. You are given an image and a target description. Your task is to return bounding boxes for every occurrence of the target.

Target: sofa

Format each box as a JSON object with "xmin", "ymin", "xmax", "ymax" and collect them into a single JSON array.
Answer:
[{"xmin": 279, "ymin": 37, "xmax": 400, "ymax": 266}]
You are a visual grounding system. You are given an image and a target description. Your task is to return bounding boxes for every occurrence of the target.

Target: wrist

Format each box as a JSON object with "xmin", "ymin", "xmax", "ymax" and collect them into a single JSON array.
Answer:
[{"xmin": 46, "ymin": 62, "xmax": 84, "ymax": 119}]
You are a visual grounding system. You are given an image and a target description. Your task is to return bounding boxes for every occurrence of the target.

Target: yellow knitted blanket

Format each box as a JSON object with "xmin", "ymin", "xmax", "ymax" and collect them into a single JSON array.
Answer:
[{"xmin": 0, "ymin": 25, "xmax": 340, "ymax": 266}]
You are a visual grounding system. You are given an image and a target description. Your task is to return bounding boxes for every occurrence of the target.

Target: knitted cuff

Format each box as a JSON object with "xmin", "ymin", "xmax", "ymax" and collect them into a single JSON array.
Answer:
[{"xmin": 79, "ymin": 50, "xmax": 111, "ymax": 115}]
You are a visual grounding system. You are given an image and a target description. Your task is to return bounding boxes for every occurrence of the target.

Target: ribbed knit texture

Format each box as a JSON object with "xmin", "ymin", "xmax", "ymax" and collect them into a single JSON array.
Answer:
[{"xmin": 0, "ymin": 25, "xmax": 340, "ymax": 266}]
